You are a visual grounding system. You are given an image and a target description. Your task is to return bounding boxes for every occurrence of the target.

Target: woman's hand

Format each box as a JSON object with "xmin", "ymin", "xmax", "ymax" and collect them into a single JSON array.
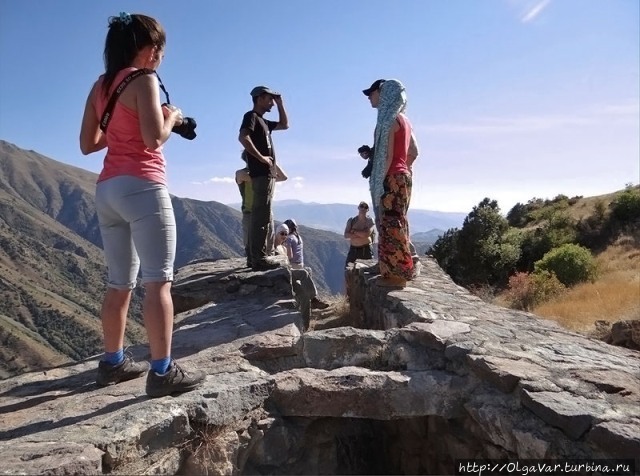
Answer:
[{"xmin": 162, "ymin": 104, "xmax": 183, "ymax": 126}]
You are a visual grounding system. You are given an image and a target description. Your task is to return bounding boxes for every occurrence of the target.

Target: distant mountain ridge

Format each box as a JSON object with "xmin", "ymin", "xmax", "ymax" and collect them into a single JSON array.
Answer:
[
  {"xmin": 0, "ymin": 140, "xmax": 347, "ymax": 379},
  {"xmin": 227, "ymin": 199, "xmax": 466, "ymax": 236}
]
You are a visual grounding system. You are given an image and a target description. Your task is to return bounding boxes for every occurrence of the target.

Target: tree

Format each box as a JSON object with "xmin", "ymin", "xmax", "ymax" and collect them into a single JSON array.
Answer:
[
  {"xmin": 455, "ymin": 198, "xmax": 520, "ymax": 286},
  {"xmin": 428, "ymin": 228, "xmax": 461, "ymax": 281},
  {"xmin": 506, "ymin": 202, "xmax": 529, "ymax": 227}
]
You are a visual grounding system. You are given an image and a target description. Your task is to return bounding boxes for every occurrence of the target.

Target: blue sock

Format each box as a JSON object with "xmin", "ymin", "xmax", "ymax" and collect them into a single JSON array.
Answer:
[
  {"xmin": 103, "ymin": 349, "xmax": 124, "ymax": 366},
  {"xmin": 151, "ymin": 357, "xmax": 171, "ymax": 374}
]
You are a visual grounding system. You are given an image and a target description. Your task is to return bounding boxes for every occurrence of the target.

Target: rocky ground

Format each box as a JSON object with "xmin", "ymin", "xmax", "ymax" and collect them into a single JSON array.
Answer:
[{"xmin": 0, "ymin": 257, "xmax": 638, "ymax": 475}]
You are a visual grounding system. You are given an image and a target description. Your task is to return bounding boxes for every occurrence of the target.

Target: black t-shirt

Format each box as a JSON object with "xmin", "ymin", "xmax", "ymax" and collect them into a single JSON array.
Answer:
[{"xmin": 240, "ymin": 110, "xmax": 278, "ymax": 177}]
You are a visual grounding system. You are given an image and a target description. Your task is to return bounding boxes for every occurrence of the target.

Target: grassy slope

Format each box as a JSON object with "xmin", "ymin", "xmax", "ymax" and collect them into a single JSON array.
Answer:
[
  {"xmin": 534, "ymin": 233, "xmax": 640, "ymax": 332},
  {"xmin": 495, "ymin": 189, "xmax": 640, "ymax": 333},
  {"xmin": 0, "ymin": 314, "xmax": 72, "ymax": 379}
]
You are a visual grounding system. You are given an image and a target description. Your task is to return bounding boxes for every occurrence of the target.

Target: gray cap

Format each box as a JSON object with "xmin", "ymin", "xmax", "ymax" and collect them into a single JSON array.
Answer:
[{"xmin": 250, "ymin": 86, "xmax": 281, "ymax": 98}]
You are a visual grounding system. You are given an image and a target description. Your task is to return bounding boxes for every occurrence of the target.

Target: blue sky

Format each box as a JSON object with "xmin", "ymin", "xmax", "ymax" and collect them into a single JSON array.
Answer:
[{"xmin": 0, "ymin": 0, "xmax": 638, "ymax": 213}]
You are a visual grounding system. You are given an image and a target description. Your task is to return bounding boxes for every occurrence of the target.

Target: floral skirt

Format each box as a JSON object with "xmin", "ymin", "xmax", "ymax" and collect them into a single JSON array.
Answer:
[{"xmin": 378, "ymin": 173, "xmax": 414, "ymax": 280}]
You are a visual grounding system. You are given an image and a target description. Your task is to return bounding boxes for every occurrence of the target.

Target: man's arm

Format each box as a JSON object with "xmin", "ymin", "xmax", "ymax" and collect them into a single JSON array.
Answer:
[
  {"xmin": 272, "ymin": 95, "xmax": 289, "ymax": 130},
  {"xmin": 238, "ymin": 130, "xmax": 273, "ymax": 167},
  {"xmin": 343, "ymin": 218, "xmax": 353, "ymax": 239},
  {"xmin": 238, "ymin": 112, "xmax": 273, "ymax": 166}
]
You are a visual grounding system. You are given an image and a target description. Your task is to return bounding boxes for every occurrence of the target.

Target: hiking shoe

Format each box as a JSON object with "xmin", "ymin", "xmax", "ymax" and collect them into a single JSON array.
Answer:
[
  {"xmin": 96, "ymin": 355, "xmax": 149, "ymax": 387},
  {"xmin": 146, "ymin": 359, "xmax": 206, "ymax": 398},
  {"xmin": 310, "ymin": 297, "xmax": 330, "ymax": 310}
]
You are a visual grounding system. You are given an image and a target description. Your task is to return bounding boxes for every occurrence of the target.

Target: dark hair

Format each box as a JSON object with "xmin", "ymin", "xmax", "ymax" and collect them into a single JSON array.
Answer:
[
  {"xmin": 102, "ymin": 14, "xmax": 166, "ymax": 95},
  {"xmin": 357, "ymin": 145, "xmax": 371, "ymax": 154},
  {"xmin": 284, "ymin": 219, "xmax": 301, "ymax": 242}
]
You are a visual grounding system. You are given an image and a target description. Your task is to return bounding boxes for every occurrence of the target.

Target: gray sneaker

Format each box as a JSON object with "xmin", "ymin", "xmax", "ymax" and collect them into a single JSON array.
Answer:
[
  {"xmin": 96, "ymin": 355, "xmax": 149, "ymax": 387},
  {"xmin": 146, "ymin": 359, "xmax": 206, "ymax": 398}
]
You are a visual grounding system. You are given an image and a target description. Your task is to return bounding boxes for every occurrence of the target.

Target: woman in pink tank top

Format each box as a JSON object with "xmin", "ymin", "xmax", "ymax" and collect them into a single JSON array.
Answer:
[{"xmin": 79, "ymin": 12, "xmax": 204, "ymax": 397}]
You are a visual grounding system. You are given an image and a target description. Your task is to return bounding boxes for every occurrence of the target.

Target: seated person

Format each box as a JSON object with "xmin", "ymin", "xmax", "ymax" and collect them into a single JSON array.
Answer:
[
  {"xmin": 274, "ymin": 223, "xmax": 289, "ymax": 256},
  {"xmin": 283, "ymin": 219, "xmax": 304, "ymax": 269},
  {"xmin": 281, "ymin": 219, "xmax": 329, "ymax": 310}
]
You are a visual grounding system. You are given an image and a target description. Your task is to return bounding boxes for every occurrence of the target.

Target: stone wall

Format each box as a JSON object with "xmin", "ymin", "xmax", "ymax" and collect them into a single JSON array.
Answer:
[{"xmin": 0, "ymin": 257, "xmax": 638, "ymax": 475}]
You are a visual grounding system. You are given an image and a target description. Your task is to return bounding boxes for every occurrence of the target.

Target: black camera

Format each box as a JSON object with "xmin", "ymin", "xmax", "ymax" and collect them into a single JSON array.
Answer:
[
  {"xmin": 172, "ymin": 117, "xmax": 197, "ymax": 140},
  {"xmin": 162, "ymin": 103, "xmax": 197, "ymax": 140},
  {"xmin": 156, "ymin": 70, "xmax": 197, "ymax": 141}
]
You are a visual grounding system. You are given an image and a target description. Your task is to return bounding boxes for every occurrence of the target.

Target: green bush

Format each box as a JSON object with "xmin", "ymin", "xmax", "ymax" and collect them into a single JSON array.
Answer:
[
  {"xmin": 610, "ymin": 188, "xmax": 640, "ymax": 222},
  {"xmin": 531, "ymin": 270, "xmax": 566, "ymax": 304},
  {"xmin": 534, "ymin": 244, "xmax": 597, "ymax": 287}
]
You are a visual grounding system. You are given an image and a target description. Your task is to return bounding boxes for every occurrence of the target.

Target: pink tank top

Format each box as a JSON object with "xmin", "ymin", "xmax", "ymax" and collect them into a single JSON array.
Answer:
[
  {"xmin": 93, "ymin": 67, "xmax": 166, "ymax": 185},
  {"xmin": 388, "ymin": 114, "xmax": 412, "ymax": 176}
]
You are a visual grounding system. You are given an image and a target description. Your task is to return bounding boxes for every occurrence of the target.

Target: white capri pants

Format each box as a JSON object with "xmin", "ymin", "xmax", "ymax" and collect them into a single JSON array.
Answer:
[{"xmin": 95, "ymin": 176, "xmax": 176, "ymax": 289}]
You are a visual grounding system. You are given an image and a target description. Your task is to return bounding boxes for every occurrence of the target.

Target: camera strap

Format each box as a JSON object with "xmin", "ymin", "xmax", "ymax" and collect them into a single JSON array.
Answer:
[{"xmin": 100, "ymin": 68, "xmax": 170, "ymax": 132}]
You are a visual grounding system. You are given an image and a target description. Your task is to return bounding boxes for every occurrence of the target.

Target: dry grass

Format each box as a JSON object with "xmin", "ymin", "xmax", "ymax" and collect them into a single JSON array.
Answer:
[
  {"xmin": 532, "ymin": 234, "xmax": 640, "ymax": 332},
  {"xmin": 309, "ymin": 293, "xmax": 350, "ymax": 330},
  {"xmin": 565, "ymin": 191, "xmax": 618, "ymax": 222},
  {"xmin": 329, "ymin": 293, "xmax": 351, "ymax": 320}
]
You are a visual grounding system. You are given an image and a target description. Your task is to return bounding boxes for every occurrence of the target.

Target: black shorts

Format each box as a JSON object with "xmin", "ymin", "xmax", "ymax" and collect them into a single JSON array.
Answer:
[{"xmin": 345, "ymin": 244, "xmax": 373, "ymax": 266}]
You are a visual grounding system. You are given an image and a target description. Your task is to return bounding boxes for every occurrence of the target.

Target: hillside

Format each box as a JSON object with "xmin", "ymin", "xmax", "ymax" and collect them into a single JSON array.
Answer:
[
  {"xmin": 0, "ymin": 140, "xmax": 347, "ymax": 379},
  {"xmin": 502, "ymin": 189, "xmax": 640, "ymax": 332},
  {"xmin": 0, "ymin": 141, "xmax": 146, "ymax": 378}
]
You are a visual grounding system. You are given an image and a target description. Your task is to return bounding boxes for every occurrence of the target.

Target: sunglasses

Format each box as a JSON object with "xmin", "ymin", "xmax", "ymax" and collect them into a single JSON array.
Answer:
[{"xmin": 358, "ymin": 205, "xmax": 368, "ymax": 209}]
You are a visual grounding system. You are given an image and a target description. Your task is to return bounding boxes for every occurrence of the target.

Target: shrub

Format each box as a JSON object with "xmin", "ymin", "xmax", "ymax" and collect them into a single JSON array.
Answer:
[
  {"xmin": 593, "ymin": 199, "xmax": 607, "ymax": 222},
  {"xmin": 506, "ymin": 272, "xmax": 535, "ymax": 310},
  {"xmin": 610, "ymin": 188, "xmax": 640, "ymax": 222},
  {"xmin": 534, "ymin": 244, "xmax": 597, "ymax": 287},
  {"xmin": 506, "ymin": 271, "xmax": 565, "ymax": 310},
  {"xmin": 544, "ymin": 211, "xmax": 577, "ymax": 247},
  {"xmin": 531, "ymin": 270, "xmax": 566, "ymax": 304}
]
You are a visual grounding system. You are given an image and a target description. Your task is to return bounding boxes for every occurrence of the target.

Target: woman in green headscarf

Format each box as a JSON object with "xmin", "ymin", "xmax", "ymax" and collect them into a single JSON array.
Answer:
[{"xmin": 369, "ymin": 79, "xmax": 418, "ymax": 287}]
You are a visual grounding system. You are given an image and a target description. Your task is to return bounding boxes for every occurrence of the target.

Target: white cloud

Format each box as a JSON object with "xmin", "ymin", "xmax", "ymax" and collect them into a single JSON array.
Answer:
[
  {"xmin": 521, "ymin": 0, "xmax": 552, "ymax": 23},
  {"xmin": 292, "ymin": 176, "xmax": 305, "ymax": 189},
  {"xmin": 191, "ymin": 177, "xmax": 235, "ymax": 185}
]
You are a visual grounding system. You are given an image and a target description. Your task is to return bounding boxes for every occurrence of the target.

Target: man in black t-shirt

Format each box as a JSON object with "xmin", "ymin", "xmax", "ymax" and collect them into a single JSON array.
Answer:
[{"xmin": 238, "ymin": 85, "xmax": 289, "ymax": 270}]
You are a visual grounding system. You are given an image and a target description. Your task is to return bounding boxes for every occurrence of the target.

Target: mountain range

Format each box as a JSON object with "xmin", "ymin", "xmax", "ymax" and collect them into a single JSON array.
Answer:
[
  {"xmin": 227, "ymin": 199, "xmax": 466, "ymax": 236},
  {"xmin": 0, "ymin": 140, "xmax": 346, "ymax": 378}
]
